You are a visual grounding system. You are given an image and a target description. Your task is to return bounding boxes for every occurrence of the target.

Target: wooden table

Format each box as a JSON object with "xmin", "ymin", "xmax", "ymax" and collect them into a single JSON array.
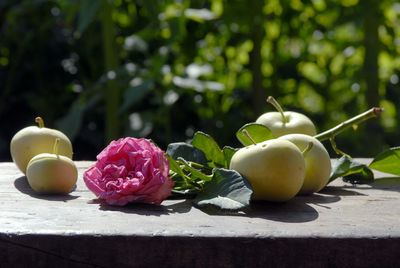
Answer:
[{"xmin": 0, "ymin": 160, "xmax": 399, "ymax": 267}]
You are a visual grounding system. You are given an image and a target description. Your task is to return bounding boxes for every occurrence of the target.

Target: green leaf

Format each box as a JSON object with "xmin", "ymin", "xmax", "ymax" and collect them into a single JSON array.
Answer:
[
  {"xmin": 119, "ymin": 81, "xmax": 154, "ymax": 113},
  {"xmin": 166, "ymin": 142, "xmax": 208, "ymax": 165},
  {"xmin": 191, "ymin": 131, "xmax": 225, "ymax": 167},
  {"xmin": 330, "ymin": 156, "xmax": 374, "ymax": 184},
  {"xmin": 141, "ymin": 0, "xmax": 162, "ymax": 18},
  {"xmin": 55, "ymin": 101, "xmax": 84, "ymax": 140},
  {"xmin": 167, "ymin": 154, "xmax": 204, "ymax": 192},
  {"xmin": 193, "ymin": 168, "xmax": 253, "ymax": 210},
  {"xmin": 170, "ymin": 189, "xmax": 198, "ymax": 199},
  {"xmin": 166, "ymin": 154, "xmax": 186, "ymax": 179},
  {"xmin": 177, "ymin": 157, "xmax": 212, "ymax": 182},
  {"xmin": 369, "ymin": 147, "xmax": 400, "ymax": 176},
  {"xmin": 76, "ymin": 0, "xmax": 101, "ymax": 35},
  {"xmin": 223, "ymin": 146, "xmax": 237, "ymax": 168},
  {"xmin": 236, "ymin": 123, "xmax": 274, "ymax": 146},
  {"xmin": 56, "ymin": 92, "xmax": 101, "ymax": 140},
  {"xmin": 342, "ymin": 168, "xmax": 374, "ymax": 185}
]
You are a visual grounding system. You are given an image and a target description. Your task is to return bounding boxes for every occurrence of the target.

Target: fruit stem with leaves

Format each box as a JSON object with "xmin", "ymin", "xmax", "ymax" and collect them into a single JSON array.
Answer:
[{"xmin": 329, "ymin": 138, "xmax": 351, "ymax": 158}]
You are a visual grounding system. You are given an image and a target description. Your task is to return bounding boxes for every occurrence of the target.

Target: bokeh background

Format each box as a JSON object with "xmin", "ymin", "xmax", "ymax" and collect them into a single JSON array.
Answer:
[{"xmin": 1, "ymin": 0, "xmax": 399, "ymax": 160}]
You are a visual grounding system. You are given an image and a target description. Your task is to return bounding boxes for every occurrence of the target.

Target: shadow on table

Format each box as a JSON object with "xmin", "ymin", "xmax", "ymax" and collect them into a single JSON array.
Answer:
[
  {"xmin": 198, "ymin": 199, "xmax": 318, "ymax": 223},
  {"xmin": 198, "ymin": 190, "xmax": 347, "ymax": 223},
  {"xmin": 191, "ymin": 177, "xmax": 400, "ymax": 221},
  {"xmin": 245, "ymin": 200, "xmax": 319, "ymax": 223},
  {"xmin": 323, "ymin": 176, "xmax": 400, "ymax": 194},
  {"xmin": 97, "ymin": 199, "xmax": 193, "ymax": 216},
  {"xmin": 14, "ymin": 176, "xmax": 79, "ymax": 201},
  {"xmin": 299, "ymin": 192, "xmax": 341, "ymax": 210},
  {"xmin": 368, "ymin": 176, "xmax": 400, "ymax": 192},
  {"xmin": 320, "ymin": 185, "xmax": 367, "ymax": 196}
]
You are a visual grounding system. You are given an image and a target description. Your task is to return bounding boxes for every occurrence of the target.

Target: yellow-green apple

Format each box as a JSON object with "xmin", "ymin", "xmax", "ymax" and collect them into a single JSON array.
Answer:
[
  {"xmin": 279, "ymin": 134, "xmax": 331, "ymax": 194},
  {"xmin": 256, "ymin": 96, "xmax": 316, "ymax": 137},
  {"xmin": 26, "ymin": 138, "xmax": 77, "ymax": 194},
  {"xmin": 229, "ymin": 139, "xmax": 306, "ymax": 202},
  {"xmin": 10, "ymin": 117, "xmax": 73, "ymax": 174}
]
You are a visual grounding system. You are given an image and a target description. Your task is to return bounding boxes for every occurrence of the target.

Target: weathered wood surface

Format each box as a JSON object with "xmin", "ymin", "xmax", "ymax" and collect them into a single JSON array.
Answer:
[{"xmin": 0, "ymin": 160, "xmax": 399, "ymax": 267}]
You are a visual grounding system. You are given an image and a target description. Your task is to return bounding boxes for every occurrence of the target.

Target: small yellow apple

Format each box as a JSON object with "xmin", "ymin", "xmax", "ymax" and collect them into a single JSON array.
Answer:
[
  {"xmin": 229, "ymin": 139, "xmax": 305, "ymax": 202},
  {"xmin": 26, "ymin": 139, "xmax": 77, "ymax": 194},
  {"xmin": 256, "ymin": 96, "xmax": 316, "ymax": 137},
  {"xmin": 279, "ymin": 134, "xmax": 331, "ymax": 194},
  {"xmin": 10, "ymin": 117, "xmax": 73, "ymax": 174}
]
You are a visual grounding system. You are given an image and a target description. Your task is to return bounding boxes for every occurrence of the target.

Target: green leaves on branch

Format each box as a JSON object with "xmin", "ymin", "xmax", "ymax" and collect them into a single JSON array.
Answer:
[
  {"xmin": 330, "ymin": 156, "xmax": 374, "ymax": 184},
  {"xmin": 329, "ymin": 147, "xmax": 400, "ymax": 185},
  {"xmin": 166, "ymin": 143, "xmax": 208, "ymax": 191},
  {"xmin": 192, "ymin": 131, "xmax": 225, "ymax": 167},
  {"xmin": 167, "ymin": 131, "xmax": 252, "ymax": 210}
]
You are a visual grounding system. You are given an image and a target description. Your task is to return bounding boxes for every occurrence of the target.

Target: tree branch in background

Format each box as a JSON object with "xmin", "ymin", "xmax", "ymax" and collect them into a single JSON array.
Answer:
[
  {"xmin": 249, "ymin": 0, "xmax": 265, "ymax": 116},
  {"xmin": 361, "ymin": 0, "xmax": 383, "ymax": 155},
  {"xmin": 101, "ymin": 0, "xmax": 120, "ymax": 142},
  {"xmin": 363, "ymin": 0, "xmax": 380, "ymax": 108}
]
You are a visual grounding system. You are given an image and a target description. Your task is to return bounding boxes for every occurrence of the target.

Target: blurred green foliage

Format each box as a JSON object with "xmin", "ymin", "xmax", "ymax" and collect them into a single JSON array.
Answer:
[{"xmin": 1, "ymin": 0, "xmax": 400, "ymax": 160}]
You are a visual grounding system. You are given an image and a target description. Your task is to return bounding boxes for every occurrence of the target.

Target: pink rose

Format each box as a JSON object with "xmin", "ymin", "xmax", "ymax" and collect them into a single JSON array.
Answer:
[{"xmin": 83, "ymin": 137, "xmax": 173, "ymax": 206}]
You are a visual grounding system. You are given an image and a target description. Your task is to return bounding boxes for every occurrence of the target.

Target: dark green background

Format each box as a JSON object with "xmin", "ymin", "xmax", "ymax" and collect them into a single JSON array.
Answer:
[{"xmin": 1, "ymin": 0, "xmax": 399, "ymax": 160}]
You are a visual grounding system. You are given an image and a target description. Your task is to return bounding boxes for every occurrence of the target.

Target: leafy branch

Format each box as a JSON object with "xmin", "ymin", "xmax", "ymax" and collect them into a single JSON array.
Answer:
[
  {"xmin": 314, "ymin": 107, "xmax": 383, "ymax": 141},
  {"xmin": 166, "ymin": 132, "xmax": 251, "ymax": 210}
]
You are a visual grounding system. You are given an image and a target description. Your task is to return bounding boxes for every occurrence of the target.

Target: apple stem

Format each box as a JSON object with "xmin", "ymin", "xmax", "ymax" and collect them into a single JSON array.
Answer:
[
  {"xmin": 241, "ymin": 129, "xmax": 257, "ymax": 145},
  {"xmin": 329, "ymin": 138, "xmax": 351, "ymax": 158},
  {"xmin": 53, "ymin": 138, "xmax": 60, "ymax": 157},
  {"xmin": 267, "ymin": 96, "xmax": 288, "ymax": 124},
  {"xmin": 314, "ymin": 107, "xmax": 383, "ymax": 141},
  {"xmin": 301, "ymin": 142, "xmax": 314, "ymax": 156},
  {"xmin": 35, "ymin": 117, "xmax": 45, "ymax": 128}
]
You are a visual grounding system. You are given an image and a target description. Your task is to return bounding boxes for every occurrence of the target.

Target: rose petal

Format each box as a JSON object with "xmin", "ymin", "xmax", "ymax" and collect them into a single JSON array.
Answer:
[
  {"xmin": 83, "ymin": 166, "xmax": 106, "ymax": 196},
  {"xmin": 103, "ymin": 164, "xmax": 128, "ymax": 179},
  {"xmin": 144, "ymin": 176, "xmax": 174, "ymax": 205}
]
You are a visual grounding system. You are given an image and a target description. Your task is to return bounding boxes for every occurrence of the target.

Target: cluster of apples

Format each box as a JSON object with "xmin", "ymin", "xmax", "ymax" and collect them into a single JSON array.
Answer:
[
  {"xmin": 230, "ymin": 97, "xmax": 332, "ymax": 202},
  {"xmin": 10, "ymin": 117, "xmax": 77, "ymax": 194}
]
